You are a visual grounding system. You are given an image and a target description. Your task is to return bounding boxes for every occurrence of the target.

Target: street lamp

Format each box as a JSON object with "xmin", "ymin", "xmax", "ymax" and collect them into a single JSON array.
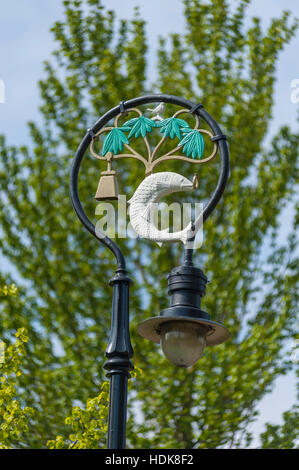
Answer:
[
  {"xmin": 138, "ymin": 263, "xmax": 230, "ymax": 368},
  {"xmin": 70, "ymin": 94, "xmax": 230, "ymax": 449}
]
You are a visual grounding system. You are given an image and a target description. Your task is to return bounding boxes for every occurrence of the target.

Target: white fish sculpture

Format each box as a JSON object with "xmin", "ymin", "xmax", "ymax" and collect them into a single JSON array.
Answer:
[{"xmin": 128, "ymin": 172, "xmax": 197, "ymax": 245}]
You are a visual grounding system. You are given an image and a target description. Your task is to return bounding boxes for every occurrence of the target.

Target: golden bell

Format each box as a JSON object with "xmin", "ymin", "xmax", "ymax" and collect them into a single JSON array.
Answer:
[{"xmin": 94, "ymin": 170, "xmax": 119, "ymax": 201}]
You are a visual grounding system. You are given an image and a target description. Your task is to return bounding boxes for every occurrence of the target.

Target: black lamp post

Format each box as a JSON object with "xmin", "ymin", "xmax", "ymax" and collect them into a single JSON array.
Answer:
[{"xmin": 70, "ymin": 94, "xmax": 230, "ymax": 449}]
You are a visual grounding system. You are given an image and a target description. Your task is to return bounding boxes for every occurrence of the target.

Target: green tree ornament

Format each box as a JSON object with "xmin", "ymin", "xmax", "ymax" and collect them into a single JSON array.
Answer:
[
  {"xmin": 102, "ymin": 127, "xmax": 130, "ymax": 156},
  {"xmin": 178, "ymin": 128, "xmax": 205, "ymax": 159},
  {"xmin": 156, "ymin": 117, "xmax": 190, "ymax": 139},
  {"xmin": 123, "ymin": 115, "xmax": 156, "ymax": 139}
]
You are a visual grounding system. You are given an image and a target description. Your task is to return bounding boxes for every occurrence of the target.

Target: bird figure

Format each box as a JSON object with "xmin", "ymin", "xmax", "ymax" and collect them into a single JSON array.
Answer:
[{"xmin": 146, "ymin": 102, "xmax": 165, "ymax": 121}]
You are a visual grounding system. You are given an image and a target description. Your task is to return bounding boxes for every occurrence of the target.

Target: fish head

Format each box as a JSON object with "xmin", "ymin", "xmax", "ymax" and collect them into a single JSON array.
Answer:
[
  {"xmin": 168, "ymin": 172, "xmax": 194, "ymax": 192},
  {"xmin": 146, "ymin": 172, "xmax": 194, "ymax": 195},
  {"xmin": 128, "ymin": 172, "xmax": 194, "ymax": 206}
]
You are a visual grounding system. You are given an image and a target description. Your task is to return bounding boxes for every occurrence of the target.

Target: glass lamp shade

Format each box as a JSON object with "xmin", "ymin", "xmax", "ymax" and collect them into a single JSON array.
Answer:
[{"xmin": 160, "ymin": 321, "xmax": 207, "ymax": 368}]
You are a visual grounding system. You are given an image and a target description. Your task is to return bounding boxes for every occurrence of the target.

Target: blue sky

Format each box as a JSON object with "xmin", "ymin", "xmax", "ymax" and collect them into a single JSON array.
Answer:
[
  {"xmin": 0, "ymin": 0, "xmax": 298, "ymax": 447},
  {"xmin": 0, "ymin": 0, "xmax": 298, "ymax": 145}
]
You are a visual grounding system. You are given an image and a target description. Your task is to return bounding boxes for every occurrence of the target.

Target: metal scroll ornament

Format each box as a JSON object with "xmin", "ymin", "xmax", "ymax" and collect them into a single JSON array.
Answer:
[{"xmin": 90, "ymin": 101, "xmax": 220, "ymax": 246}]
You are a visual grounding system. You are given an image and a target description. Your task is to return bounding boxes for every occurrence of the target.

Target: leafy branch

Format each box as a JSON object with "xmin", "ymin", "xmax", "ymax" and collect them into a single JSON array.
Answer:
[{"xmin": 90, "ymin": 108, "xmax": 216, "ymax": 174}]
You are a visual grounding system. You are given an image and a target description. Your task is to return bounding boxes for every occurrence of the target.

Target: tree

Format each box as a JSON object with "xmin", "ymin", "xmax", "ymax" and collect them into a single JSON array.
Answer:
[
  {"xmin": 260, "ymin": 405, "xmax": 299, "ymax": 449},
  {"xmin": 0, "ymin": 0, "xmax": 298, "ymax": 448},
  {"xmin": 0, "ymin": 284, "xmax": 35, "ymax": 447},
  {"xmin": 260, "ymin": 365, "xmax": 299, "ymax": 449}
]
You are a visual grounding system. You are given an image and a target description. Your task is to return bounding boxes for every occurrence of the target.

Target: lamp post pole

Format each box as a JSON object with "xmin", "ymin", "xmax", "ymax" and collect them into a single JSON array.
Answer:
[
  {"xmin": 104, "ymin": 268, "xmax": 133, "ymax": 449},
  {"xmin": 69, "ymin": 94, "xmax": 229, "ymax": 449},
  {"xmin": 69, "ymin": 131, "xmax": 133, "ymax": 449},
  {"xmin": 69, "ymin": 165, "xmax": 133, "ymax": 448}
]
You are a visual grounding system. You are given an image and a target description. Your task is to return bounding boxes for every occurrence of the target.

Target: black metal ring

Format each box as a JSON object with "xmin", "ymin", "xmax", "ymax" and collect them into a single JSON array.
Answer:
[
  {"xmin": 189, "ymin": 103, "xmax": 204, "ymax": 114},
  {"xmin": 119, "ymin": 101, "xmax": 126, "ymax": 114},
  {"xmin": 87, "ymin": 128, "xmax": 97, "ymax": 139},
  {"xmin": 70, "ymin": 94, "xmax": 230, "ymax": 269},
  {"xmin": 211, "ymin": 134, "xmax": 227, "ymax": 142}
]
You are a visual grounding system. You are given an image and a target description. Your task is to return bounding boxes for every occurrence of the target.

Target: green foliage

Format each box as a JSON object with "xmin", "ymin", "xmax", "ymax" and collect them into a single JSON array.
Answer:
[
  {"xmin": 260, "ymin": 405, "xmax": 299, "ymax": 449},
  {"xmin": 0, "ymin": 284, "xmax": 18, "ymax": 298},
  {"xmin": 123, "ymin": 116, "xmax": 156, "ymax": 139},
  {"xmin": 47, "ymin": 367, "xmax": 142, "ymax": 448},
  {"xmin": 156, "ymin": 117, "xmax": 190, "ymax": 139},
  {"xmin": 0, "ymin": 0, "xmax": 298, "ymax": 449},
  {"xmin": 178, "ymin": 128, "xmax": 205, "ymax": 159},
  {"xmin": 0, "ymin": 324, "xmax": 35, "ymax": 448},
  {"xmin": 47, "ymin": 382, "xmax": 109, "ymax": 449},
  {"xmin": 102, "ymin": 127, "xmax": 130, "ymax": 156},
  {"xmin": 260, "ymin": 369, "xmax": 299, "ymax": 449}
]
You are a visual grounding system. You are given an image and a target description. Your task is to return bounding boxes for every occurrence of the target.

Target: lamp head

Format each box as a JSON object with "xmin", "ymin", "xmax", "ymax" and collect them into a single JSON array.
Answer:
[
  {"xmin": 137, "ymin": 264, "xmax": 230, "ymax": 368},
  {"xmin": 160, "ymin": 320, "xmax": 207, "ymax": 368}
]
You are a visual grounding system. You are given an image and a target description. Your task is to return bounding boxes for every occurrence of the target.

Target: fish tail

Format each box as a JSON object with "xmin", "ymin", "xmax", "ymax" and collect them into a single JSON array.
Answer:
[{"xmin": 181, "ymin": 222, "xmax": 193, "ymax": 245}]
